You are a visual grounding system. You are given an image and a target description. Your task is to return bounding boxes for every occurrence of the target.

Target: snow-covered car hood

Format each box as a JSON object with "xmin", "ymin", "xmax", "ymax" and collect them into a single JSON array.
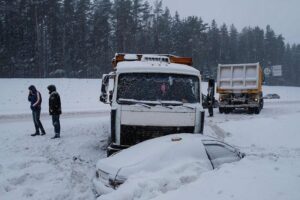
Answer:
[{"xmin": 96, "ymin": 134, "xmax": 213, "ymax": 180}]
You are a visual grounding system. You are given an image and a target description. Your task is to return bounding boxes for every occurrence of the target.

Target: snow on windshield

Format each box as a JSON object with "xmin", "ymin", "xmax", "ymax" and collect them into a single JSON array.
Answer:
[{"xmin": 117, "ymin": 73, "xmax": 200, "ymax": 103}]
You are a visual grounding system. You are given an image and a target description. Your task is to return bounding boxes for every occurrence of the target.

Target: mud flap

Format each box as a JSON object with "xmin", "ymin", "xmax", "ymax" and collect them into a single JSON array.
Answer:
[
  {"xmin": 200, "ymin": 110, "xmax": 205, "ymax": 134},
  {"xmin": 111, "ymin": 108, "xmax": 117, "ymax": 143}
]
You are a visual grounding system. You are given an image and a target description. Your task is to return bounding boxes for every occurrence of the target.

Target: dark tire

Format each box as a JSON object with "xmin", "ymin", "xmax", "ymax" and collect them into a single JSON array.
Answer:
[
  {"xmin": 219, "ymin": 107, "xmax": 224, "ymax": 114},
  {"xmin": 254, "ymin": 107, "xmax": 261, "ymax": 114},
  {"xmin": 247, "ymin": 108, "xmax": 254, "ymax": 114},
  {"xmin": 224, "ymin": 108, "xmax": 230, "ymax": 114},
  {"xmin": 260, "ymin": 99, "xmax": 264, "ymax": 110}
]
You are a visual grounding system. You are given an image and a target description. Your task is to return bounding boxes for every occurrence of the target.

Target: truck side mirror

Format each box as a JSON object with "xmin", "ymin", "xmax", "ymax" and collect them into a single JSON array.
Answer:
[
  {"xmin": 100, "ymin": 74, "xmax": 109, "ymax": 104},
  {"xmin": 100, "ymin": 73, "xmax": 115, "ymax": 104}
]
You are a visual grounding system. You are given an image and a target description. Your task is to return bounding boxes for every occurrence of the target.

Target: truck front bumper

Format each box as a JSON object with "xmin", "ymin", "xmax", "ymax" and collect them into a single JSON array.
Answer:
[{"xmin": 219, "ymin": 103, "xmax": 259, "ymax": 108}]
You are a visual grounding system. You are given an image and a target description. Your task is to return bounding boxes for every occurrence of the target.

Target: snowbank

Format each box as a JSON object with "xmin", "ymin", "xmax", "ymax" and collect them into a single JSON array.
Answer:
[{"xmin": 0, "ymin": 78, "xmax": 110, "ymax": 115}]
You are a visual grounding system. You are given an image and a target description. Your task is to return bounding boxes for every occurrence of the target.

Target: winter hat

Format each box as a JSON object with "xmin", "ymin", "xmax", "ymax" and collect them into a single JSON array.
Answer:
[
  {"xmin": 47, "ymin": 85, "xmax": 56, "ymax": 92},
  {"xmin": 28, "ymin": 85, "xmax": 37, "ymax": 92}
]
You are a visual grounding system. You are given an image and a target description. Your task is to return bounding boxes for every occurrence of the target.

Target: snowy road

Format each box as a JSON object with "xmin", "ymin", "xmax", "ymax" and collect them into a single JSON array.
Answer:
[
  {"xmin": 0, "ymin": 112, "xmax": 110, "ymax": 200},
  {"xmin": 0, "ymin": 111, "xmax": 110, "ymax": 124},
  {"xmin": 1, "ymin": 79, "xmax": 300, "ymax": 200}
]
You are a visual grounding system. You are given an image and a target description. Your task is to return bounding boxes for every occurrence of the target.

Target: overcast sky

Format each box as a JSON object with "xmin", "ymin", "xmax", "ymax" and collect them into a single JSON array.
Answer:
[{"xmin": 155, "ymin": 0, "xmax": 300, "ymax": 44}]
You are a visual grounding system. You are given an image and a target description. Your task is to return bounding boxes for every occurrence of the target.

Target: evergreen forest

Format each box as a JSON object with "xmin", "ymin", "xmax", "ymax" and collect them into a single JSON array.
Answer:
[{"xmin": 1, "ymin": 0, "xmax": 300, "ymax": 86}]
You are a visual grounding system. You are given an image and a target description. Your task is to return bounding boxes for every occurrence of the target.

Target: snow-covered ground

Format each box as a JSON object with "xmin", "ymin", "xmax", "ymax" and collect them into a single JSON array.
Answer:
[{"xmin": 0, "ymin": 79, "xmax": 300, "ymax": 200}]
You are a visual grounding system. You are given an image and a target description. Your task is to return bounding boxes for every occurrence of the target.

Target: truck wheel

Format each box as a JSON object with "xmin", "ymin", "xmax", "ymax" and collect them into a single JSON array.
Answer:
[
  {"xmin": 219, "ymin": 107, "xmax": 224, "ymax": 113},
  {"xmin": 254, "ymin": 107, "xmax": 260, "ymax": 114},
  {"xmin": 247, "ymin": 108, "xmax": 254, "ymax": 114},
  {"xmin": 260, "ymin": 99, "xmax": 264, "ymax": 110},
  {"xmin": 224, "ymin": 108, "xmax": 230, "ymax": 114}
]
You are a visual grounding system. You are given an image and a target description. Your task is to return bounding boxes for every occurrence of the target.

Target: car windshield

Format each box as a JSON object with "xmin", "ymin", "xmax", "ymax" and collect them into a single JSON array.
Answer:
[{"xmin": 117, "ymin": 73, "xmax": 200, "ymax": 103}]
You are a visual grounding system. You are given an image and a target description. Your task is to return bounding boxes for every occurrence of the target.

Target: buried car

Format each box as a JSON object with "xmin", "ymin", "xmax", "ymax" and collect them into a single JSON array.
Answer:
[{"xmin": 93, "ymin": 134, "xmax": 244, "ymax": 194}]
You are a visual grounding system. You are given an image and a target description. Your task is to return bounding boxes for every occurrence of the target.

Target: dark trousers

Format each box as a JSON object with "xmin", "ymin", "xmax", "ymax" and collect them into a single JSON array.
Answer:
[
  {"xmin": 32, "ymin": 109, "xmax": 45, "ymax": 133},
  {"xmin": 208, "ymin": 106, "xmax": 214, "ymax": 117},
  {"xmin": 52, "ymin": 115, "xmax": 60, "ymax": 136}
]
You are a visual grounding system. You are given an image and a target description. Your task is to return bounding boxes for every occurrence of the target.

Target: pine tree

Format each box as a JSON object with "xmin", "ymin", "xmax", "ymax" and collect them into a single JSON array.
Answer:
[
  {"xmin": 46, "ymin": 0, "xmax": 63, "ymax": 76},
  {"xmin": 62, "ymin": 0, "xmax": 76, "ymax": 77},
  {"xmin": 73, "ymin": 0, "xmax": 90, "ymax": 77},
  {"xmin": 206, "ymin": 20, "xmax": 220, "ymax": 78},
  {"xmin": 136, "ymin": 0, "xmax": 153, "ymax": 53},
  {"xmin": 112, "ymin": 0, "xmax": 133, "ymax": 52},
  {"xmin": 92, "ymin": 0, "xmax": 112, "ymax": 75},
  {"xmin": 229, "ymin": 24, "xmax": 238, "ymax": 63},
  {"xmin": 219, "ymin": 23, "xmax": 230, "ymax": 63}
]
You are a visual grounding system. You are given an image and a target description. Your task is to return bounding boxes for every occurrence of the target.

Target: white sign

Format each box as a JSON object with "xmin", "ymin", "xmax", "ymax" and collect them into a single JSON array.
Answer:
[
  {"xmin": 272, "ymin": 65, "xmax": 282, "ymax": 76},
  {"xmin": 264, "ymin": 67, "xmax": 271, "ymax": 76}
]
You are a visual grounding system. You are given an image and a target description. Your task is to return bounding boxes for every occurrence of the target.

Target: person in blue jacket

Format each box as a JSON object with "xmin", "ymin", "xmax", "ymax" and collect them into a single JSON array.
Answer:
[{"xmin": 28, "ymin": 85, "xmax": 46, "ymax": 136}]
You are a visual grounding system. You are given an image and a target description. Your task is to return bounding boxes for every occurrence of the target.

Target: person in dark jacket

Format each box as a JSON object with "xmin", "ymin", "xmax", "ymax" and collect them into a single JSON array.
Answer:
[
  {"xmin": 28, "ymin": 85, "xmax": 46, "ymax": 136},
  {"xmin": 47, "ymin": 85, "xmax": 62, "ymax": 139}
]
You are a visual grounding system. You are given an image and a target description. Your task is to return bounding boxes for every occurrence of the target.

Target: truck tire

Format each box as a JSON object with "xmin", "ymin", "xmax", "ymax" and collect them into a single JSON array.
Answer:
[
  {"xmin": 260, "ymin": 99, "xmax": 264, "ymax": 110},
  {"xmin": 254, "ymin": 107, "xmax": 260, "ymax": 114},
  {"xmin": 219, "ymin": 107, "xmax": 224, "ymax": 113},
  {"xmin": 224, "ymin": 108, "xmax": 231, "ymax": 114},
  {"xmin": 247, "ymin": 108, "xmax": 254, "ymax": 114}
]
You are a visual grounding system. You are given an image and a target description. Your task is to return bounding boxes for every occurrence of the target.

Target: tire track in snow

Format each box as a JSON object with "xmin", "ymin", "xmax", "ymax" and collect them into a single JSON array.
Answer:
[{"xmin": 0, "ymin": 110, "xmax": 110, "ymax": 124}]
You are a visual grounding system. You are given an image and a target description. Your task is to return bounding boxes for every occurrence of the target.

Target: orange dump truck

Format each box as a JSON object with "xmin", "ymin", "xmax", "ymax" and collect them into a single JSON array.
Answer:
[{"xmin": 217, "ymin": 63, "xmax": 264, "ymax": 114}]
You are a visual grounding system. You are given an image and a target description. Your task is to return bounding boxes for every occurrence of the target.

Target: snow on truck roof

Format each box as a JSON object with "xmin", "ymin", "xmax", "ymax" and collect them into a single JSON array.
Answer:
[
  {"xmin": 116, "ymin": 61, "xmax": 200, "ymax": 76},
  {"xmin": 113, "ymin": 53, "xmax": 200, "ymax": 76}
]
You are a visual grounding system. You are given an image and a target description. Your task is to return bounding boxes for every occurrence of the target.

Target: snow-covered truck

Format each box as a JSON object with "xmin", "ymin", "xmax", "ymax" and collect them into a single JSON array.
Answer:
[
  {"xmin": 217, "ymin": 63, "xmax": 264, "ymax": 114},
  {"xmin": 100, "ymin": 53, "xmax": 205, "ymax": 156}
]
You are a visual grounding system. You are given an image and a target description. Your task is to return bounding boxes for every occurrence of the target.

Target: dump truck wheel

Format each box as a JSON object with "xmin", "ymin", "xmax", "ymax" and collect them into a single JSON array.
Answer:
[
  {"xmin": 224, "ymin": 108, "xmax": 230, "ymax": 114},
  {"xmin": 254, "ymin": 107, "xmax": 260, "ymax": 114},
  {"xmin": 247, "ymin": 108, "xmax": 254, "ymax": 114},
  {"xmin": 219, "ymin": 107, "xmax": 224, "ymax": 113}
]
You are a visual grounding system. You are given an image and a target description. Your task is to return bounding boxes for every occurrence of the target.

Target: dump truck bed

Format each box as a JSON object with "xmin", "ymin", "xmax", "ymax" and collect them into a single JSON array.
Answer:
[{"xmin": 217, "ymin": 63, "xmax": 262, "ymax": 93}]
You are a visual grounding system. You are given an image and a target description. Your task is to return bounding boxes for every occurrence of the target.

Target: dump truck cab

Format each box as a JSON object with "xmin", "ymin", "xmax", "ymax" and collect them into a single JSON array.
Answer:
[{"xmin": 100, "ymin": 53, "xmax": 205, "ymax": 156}]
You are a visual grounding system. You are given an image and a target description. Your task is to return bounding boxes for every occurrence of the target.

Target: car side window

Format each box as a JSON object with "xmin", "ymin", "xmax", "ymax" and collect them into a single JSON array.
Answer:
[{"xmin": 204, "ymin": 144, "xmax": 240, "ymax": 168}]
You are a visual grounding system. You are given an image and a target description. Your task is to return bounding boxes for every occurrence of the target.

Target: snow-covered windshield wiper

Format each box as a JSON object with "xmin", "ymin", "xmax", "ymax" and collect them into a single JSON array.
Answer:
[
  {"xmin": 117, "ymin": 98, "xmax": 155, "ymax": 108},
  {"xmin": 159, "ymin": 100, "xmax": 195, "ymax": 110}
]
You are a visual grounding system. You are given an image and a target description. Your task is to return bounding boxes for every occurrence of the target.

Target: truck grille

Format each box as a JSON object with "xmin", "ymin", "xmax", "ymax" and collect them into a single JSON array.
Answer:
[{"xmin": 120, "ymin": 125, "xmax": 194, "ymax": 146}]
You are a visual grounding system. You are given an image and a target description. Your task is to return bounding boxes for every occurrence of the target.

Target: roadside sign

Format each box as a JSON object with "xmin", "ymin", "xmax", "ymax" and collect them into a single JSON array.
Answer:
[
  {"xmin": 264, "ymin": 67, "xmax": 271, "ymax": 76},
  {"xmin": 272, "ymin": 65, "xmax": 282, "ymax": 76}
]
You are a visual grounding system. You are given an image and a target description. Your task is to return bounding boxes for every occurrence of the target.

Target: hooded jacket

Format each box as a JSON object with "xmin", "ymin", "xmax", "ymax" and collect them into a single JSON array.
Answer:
[
  {"xmin": 28, "ymin": 85, "xmax": 42, "ymax": 111},
  {"xmin": 47, "ymin": 85, "xmax": 62, "ymax": 115}
]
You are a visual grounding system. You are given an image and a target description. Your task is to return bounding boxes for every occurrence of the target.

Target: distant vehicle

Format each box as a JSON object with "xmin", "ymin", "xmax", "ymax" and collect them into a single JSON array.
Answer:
[
  {"xmin": 263, "ymin": 93, "xmax": 280, "ymax": 99},
  {"xmin": 202, "ymin": 93, "xmax": 219, "ymax": 108},
  {"xmin": 217, "ymin": 63, "xmax": 264, "ymax": 114},
  {"xmin": 93, "ymin": 134, "xmax": 244, "ymax": 194},
  {"xmin": 100, "ymin": 53, "xmax": 205, "ymax": 156}
]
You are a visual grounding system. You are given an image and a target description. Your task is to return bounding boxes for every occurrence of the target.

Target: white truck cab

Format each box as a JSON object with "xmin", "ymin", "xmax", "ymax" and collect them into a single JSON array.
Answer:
[{"xmin": 100, "ymin": 53, "xmax": 205, "ymax": 156}]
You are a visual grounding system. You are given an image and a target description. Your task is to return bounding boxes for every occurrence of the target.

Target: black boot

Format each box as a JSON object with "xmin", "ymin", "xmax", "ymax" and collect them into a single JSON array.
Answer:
[
  {"xmin": 31, "ymin": 132, "xmax": 40, "ymax": 136},
  {"xmin": 41, "ymin": 131, "xmax": 46, "ymax": 136},
  {"xmin": 51, "ymin": 135, "xmax": 60, "ymax": 139}
]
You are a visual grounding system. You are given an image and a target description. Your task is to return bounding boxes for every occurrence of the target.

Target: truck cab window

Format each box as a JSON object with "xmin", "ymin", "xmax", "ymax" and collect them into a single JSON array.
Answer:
[{"xmin": 117, "ymin": 73, "xmax": 200, "ymax": 103}]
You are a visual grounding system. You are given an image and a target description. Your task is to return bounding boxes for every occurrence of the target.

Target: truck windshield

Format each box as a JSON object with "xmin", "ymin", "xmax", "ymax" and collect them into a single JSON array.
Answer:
[{"xmin": 117, "ymin": 73, "xmax": 200, "ymax": 103}]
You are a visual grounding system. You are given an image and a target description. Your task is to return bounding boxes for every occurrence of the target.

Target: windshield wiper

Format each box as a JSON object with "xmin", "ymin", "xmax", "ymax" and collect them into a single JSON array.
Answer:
[
  {"xmin": 118, "ymin": 98, "xmax": 152, "ymax": 109},
  {"xmin": 159, "ymin": 100, "xmax": 195, "ymax": 110}
]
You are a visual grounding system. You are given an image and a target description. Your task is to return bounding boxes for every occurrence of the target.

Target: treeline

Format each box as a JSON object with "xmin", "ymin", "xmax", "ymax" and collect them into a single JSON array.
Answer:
[{"xmin": 0, "ymin": 0, "xmax": 299, "ymax": 85}]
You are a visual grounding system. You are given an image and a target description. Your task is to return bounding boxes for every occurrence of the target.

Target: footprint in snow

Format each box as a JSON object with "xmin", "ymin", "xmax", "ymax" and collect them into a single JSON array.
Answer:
[
  {"xmin": 23, "ymin": 188, "xmax": 36, "ymax": 198},
  {"xmin": 8, "ymin": 173, "xmax": 30, "ymax": 186}
]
